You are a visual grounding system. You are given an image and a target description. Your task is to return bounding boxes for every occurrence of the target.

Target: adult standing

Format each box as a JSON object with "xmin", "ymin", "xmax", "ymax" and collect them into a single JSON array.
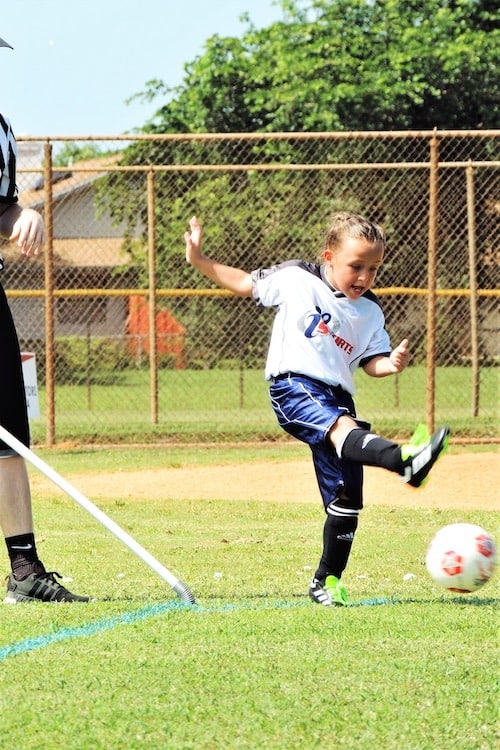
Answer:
[{"xmin": 0, "ymin": 34, "xmax": 89, "ymax": 602}]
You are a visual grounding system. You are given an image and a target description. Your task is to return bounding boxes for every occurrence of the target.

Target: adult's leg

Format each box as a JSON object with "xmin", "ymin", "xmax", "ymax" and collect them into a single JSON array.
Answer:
[
  {"xmin": 0, "ymin": 287, "xmax": 89, "ymax": 602},
  {"xmin": 0, "ymin": 284, "xmax": 36, "ymax": 547},
  {"xmin": 0, "ymin": 455, "xmax": 34, "ymax": 536}
]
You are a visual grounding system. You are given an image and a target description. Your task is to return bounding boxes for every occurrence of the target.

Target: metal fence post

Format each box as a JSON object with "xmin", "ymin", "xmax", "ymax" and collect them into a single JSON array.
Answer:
[
  {"xmin": 426, "ymin": 130, "xmax": 439, "ymax": 434},
  {"xmin": 466, "ymin": 161, "xmax": 480, "ymax": 417},
  {"xmin": 43, "ymin": 141, "xmax": 55, "ymax": 445},
  {"xmin": 147, "ymin": 169, "xmax": 158, "ymax": 424}
]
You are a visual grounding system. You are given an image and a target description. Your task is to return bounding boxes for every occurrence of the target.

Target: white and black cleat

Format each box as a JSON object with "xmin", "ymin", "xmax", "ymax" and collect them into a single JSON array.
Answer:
[{"xmin": 401, "ymin": 426, "xmax": 450, "ymax": 488}]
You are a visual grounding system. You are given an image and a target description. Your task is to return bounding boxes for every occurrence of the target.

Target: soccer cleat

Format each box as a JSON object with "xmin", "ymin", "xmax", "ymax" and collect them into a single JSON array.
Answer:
[
  {"xmin": 308, "ymin": 575, "xmax": 348, "ymax": 606},
  {"xmin": 3, "ymin": 571, "xmax": 90, "ymax": 603},
  {"xmin": 400, "ymin": 424, "xmax": 450, "ymax": 488}
]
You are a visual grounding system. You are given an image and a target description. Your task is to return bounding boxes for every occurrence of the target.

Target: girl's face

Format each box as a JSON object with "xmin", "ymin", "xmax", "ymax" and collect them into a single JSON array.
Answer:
[{"xmin": 324, "ymin": 236, "xmax": 384, "ymax": 300}]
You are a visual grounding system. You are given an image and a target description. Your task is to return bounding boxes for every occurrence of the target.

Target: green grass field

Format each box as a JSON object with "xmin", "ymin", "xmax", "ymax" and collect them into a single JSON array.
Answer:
[
  {"xmin": 30, "ymin": 365, "xmax": 499, "ymax": 444},
  {"xmin": 0, "ymin": 445, "xmax": 498, "ymax": 749}
]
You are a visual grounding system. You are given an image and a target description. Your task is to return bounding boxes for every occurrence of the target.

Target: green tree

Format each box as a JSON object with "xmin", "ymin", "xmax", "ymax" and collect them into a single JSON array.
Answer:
[
  {"xmin": 54, "ymin": 142, "xmax": 107, "ymax": 167},
  {"xmin": 133, "ymin": 0, "xmax": 498, "ymax": 133}
]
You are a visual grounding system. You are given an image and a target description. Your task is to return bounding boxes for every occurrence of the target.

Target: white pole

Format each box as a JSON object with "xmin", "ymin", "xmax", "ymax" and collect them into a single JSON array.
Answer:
[{"xmin": 0, "ymin": 425, "xmax": 196, "ymax": 604}]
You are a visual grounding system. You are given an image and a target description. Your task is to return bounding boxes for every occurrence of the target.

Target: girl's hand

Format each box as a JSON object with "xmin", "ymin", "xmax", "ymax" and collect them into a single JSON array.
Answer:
[
  {"xmin": 389, "ymin": 338, "xmax": 410, "ymax": 373},
  {"xmin": 184, "ymin": 216, "xmax": 203, "ymax": 265}
]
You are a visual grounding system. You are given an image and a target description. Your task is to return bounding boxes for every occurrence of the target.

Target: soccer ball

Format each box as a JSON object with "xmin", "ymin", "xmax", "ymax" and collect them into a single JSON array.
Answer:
[{"xmin": 425, "ymin": 523, "xmax": 496, "ymax": 593}]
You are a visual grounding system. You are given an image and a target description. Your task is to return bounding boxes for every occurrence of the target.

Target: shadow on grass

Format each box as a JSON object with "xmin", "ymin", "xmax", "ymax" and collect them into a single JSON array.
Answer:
[
  {"xmin": 203, "ymin": 592, "xmax": 499, "ymax": 608},
  {"xmin": 433, "ymin": 595, "xmax": 498, "ymax": 607},
  {"xmin": 351, "ymin": 595, "xmax": 499, "ymax": 607}
]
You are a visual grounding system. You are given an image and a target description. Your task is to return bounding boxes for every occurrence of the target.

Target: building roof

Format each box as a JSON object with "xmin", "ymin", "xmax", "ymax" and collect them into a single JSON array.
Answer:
[{"xmin": 18, "ymin": 153, "xmax": 121, "ymax": 211}]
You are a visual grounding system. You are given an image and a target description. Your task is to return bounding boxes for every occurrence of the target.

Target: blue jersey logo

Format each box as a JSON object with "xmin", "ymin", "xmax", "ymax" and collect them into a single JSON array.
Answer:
[{"xmin": 302, "ymin": 306, "xmax": 341, "ymax": 338}]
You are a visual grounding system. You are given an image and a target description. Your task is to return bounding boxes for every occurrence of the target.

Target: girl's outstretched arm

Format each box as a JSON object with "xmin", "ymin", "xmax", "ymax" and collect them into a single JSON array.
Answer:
[{"xmin": 184, "ymin": 216, "xmax": 252, "ymax": 297}]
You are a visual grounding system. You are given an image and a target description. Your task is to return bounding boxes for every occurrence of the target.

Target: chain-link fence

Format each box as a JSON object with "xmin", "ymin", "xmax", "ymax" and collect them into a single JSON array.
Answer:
[{"xmin": 3, "ymin": 130, "xmax": 499, "ymax": 445}]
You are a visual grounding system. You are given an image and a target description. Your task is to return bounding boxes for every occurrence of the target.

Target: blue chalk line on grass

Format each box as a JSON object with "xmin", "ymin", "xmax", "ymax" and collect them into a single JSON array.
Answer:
[
  {"xmin": 0, "ymin": 600, "xmax": 189, "ymax": 661},
  {"xmin": 0, "ymin": 596, "xmax": 394, "ymax": 662}
]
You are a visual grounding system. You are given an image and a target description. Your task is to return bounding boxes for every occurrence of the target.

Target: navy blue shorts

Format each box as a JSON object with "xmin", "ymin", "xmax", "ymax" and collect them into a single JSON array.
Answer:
[
  {"xmin": 269, "ymin": 373, "xmax": 368, "ymax": 510},
  {"xmin": 0, "ymin": 283, "xmax": 30, "ymax": 454}
]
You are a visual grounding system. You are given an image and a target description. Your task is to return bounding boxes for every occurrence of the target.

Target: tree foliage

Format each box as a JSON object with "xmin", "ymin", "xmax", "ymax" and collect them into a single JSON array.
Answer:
[
  {"xmin": 136, "ymin": 0, "xmax": 499, "ymax": 133},
  {"xmin": 100, "ymin": 0, "xmax": 498, "ymax": 286}
]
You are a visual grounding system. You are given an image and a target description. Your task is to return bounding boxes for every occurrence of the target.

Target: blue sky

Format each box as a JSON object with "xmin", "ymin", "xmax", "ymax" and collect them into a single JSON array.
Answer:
[{"xmin": 2, "ymin": 0, "xmax": 283, "ymax": 136}]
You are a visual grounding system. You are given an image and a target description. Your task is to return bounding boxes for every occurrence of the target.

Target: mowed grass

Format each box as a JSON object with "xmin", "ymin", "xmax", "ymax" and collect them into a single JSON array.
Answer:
[
  {"xmin": 0, "ymin": 445, "xmax": 498, "ymax": 750},
  {"xmin": 29, "ymin": 364, "xmax": 499, "ymax": 443}
]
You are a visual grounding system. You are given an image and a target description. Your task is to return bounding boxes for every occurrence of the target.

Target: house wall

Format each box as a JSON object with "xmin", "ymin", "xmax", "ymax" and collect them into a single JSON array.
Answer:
[
  {"xmin": 53, "ymin": 188, "xmax": 131, "ymax": 239},
  {"xmin": 9, "ymin": 295, "xmax": 128, "ymax": 339}
]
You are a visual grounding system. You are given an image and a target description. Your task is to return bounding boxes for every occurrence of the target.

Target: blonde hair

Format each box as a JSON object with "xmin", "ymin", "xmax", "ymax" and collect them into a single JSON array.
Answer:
[{"xmin": 319, "ymin": 211, "xmax": 386, "ymax": 259}]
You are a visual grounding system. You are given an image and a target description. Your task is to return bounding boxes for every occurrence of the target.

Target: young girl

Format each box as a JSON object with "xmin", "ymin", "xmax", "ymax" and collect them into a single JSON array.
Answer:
[{"xmin": 184, "ymin": 213, "xmax": 449, "ymax": 606}]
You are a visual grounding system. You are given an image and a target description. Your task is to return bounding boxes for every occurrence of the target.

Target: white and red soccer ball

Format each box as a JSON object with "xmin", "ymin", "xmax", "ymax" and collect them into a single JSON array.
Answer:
[{"xmin": 426, "ymin": 523, "xmax": 496, "ymax": 593}]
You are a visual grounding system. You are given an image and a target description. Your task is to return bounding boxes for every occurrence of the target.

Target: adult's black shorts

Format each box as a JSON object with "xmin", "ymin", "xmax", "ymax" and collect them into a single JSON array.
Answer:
[{"xmin": 0, "ymin": 282, "xmax": 30, "ymax": 453}]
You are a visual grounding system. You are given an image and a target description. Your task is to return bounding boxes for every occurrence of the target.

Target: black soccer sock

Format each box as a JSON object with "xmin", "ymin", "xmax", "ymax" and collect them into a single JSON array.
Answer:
[
  {"xmin": 5, "ymin": 533, "xmax": 43, "ymax": 579},
  {"xmin": 314, "ymin": 508, "xmax": 358, "ymax": 581},
  {"xmin": 340, "ymin": 428, "xmax": 403, "ymax": 473}
]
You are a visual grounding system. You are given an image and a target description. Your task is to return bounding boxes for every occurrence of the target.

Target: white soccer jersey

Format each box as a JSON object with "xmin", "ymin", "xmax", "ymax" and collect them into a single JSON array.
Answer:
[{"xmin": 252, "ymin": 260, "xmax": 391, "ymax": 394}]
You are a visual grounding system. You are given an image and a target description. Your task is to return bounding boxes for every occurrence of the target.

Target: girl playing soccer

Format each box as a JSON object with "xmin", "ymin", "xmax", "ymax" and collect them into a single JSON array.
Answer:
[{"xmin": 184, "ymin": 213, "xmax": 449, "ymax": 605}]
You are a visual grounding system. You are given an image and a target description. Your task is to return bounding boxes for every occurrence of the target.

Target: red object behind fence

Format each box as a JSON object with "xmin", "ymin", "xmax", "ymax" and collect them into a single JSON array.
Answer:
[{"xmin": 126, "ymin": 295, "xmax": 186, "ymax": 368}]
